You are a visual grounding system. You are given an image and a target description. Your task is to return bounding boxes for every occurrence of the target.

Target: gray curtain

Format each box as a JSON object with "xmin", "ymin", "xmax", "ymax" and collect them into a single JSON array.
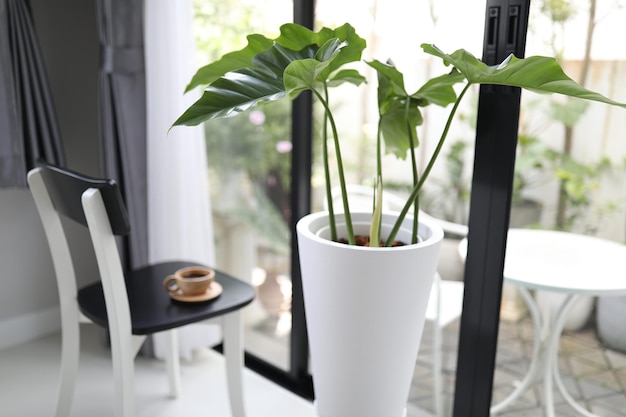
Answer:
[
  {"xmin": 0, "ymin": 0, "xmax": 64, "ymax": 188},
  {"xmin": 95, "ymin": 0, "xmax": 148, "ymax": 269}
]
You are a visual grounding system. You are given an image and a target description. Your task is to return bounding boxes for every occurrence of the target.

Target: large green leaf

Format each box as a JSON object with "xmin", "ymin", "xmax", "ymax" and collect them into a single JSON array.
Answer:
[
  {"xmin": 276, "ymin": 23, "xmax": 366, "ymax": 72},
  {"xmin": 253, "ymin": 42, "xmax": 317, "ymax": 77},
  {"xmin": 173, "ymin": 68, "xmax": 287, "ymax": 126},
  {"xmin": 284, "ymin": 67, "xmax": 366, "ymax": 100},
  {"xmin": 422, "ymin": 44, "xmax": 626, "ymax": 109},
  {"xmin": 174, "ymin": 43, "xmax": 315, "ymax": 127},
  {"xmin": 413, "ymin": 70, "xmax": 465, "ymax": 107},
  {"xmin": 174, "ymin": 24, "xmax": 367, "ymax": 128},
  {"xmin": 283, "ymin": 58, "xmax": 333, "ymax": 98},
  {"xmin": 327, "ymin": 69, "xmax": 367, "ymax": 88},
  {"xmin": 176, "ymin": 43, "xmax": 320, "ymax": 127},
  {"xmin": 183, "ymin": 22, "xmax": 366, "ymax": 92},
  {"xmin": 367, "ymin": 59, "xmax": 407, "ymax": 97},
  {"xmin": 379, "ymin": 100, "xmax": 422, "ymax": 158},
  {"xmin": 368, "ymin": 59, "xmax": 459, "ymax": 159},
  {"xmin": 185, "ymin": 34, "xmax": 274, "ymax": 92},
  {"xmin": 283, "ymin": 38, "xmax": 367, "ymax": 98},
  {"xmin": 368, "ymin": 60, "xmax": 414, "ymax": 158}
]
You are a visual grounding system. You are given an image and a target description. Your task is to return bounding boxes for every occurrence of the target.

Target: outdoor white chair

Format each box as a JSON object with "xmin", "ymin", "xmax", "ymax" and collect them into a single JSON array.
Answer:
[
  {"xmin": 27, "ymin": 162, "xmax": 255, "ymax": 417},
  {"xmin": 325, "ymin": 184, "xmax": 466, "ymax": 417}
]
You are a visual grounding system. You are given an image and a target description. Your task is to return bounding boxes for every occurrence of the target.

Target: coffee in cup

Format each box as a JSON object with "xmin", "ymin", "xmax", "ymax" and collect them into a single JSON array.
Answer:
[{"xmin": 163, "ymin": 266, "xmax": 215, "ymax": 296}]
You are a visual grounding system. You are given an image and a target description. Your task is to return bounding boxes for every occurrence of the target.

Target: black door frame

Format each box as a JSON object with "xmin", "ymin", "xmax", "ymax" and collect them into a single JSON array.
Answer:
[{"xmin": 453, "ymin": 1, "xmax": 531, "ymax": 415}]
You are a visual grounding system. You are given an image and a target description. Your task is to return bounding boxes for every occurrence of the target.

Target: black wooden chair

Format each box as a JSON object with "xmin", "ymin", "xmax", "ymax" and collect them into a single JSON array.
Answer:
[{"xmin": 27, "ymin": 162, "xmax": 255, "ymax": 417}]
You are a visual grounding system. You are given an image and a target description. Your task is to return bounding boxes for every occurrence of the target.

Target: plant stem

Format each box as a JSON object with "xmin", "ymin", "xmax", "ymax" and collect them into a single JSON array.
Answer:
[
  {"xmin": 386, "ymin": 82, "xmax": 472, "ymax": 245},
  {"xmin": 373, "ymin": 103, "xmax": 384, "ymax": 243},
  {"xmin": 405, "ymin": 97, "xmax": 419, "ymax": 244},
  {"xmin": 322, "ymin": 86, "xmax": 338, "ymax": 241},
  {"xmin": 370, "ymin": 176, "xmax": 383, "ymax": 245},
  {"xmin": 376, "ymin": 115, "xmax": 383, "ymax": 183},
  {"xmin": 313, "ymin": 88, "xmax": 355, "ymax": 244}
]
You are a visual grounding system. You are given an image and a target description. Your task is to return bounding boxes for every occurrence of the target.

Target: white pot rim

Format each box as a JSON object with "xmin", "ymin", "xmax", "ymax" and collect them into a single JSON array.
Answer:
[{"xmin": 296, "ymin": 210, "xmax": 444, "ymax": 252}]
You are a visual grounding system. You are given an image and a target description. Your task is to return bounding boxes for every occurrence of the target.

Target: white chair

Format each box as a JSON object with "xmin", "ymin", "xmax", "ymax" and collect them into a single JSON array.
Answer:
[
  {"xmin": 27, "ymin": 162, "xmax": 255, "ymax": 417},
  {"xmin": 325, "ymin": 184, "xmax": 465, "ymax": 417}
]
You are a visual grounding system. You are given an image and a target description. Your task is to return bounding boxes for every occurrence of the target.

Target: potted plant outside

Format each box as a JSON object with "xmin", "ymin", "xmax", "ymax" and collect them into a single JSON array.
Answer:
[{"xmin": 172, "ymin": 23, "xmax": 626, "ymax": 417}]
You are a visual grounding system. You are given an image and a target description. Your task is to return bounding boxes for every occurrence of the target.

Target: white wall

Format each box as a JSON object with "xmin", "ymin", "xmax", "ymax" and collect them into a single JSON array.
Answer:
[{"xmin": 0, "ymin": 189, "xmax": 60, "ymax": 348}]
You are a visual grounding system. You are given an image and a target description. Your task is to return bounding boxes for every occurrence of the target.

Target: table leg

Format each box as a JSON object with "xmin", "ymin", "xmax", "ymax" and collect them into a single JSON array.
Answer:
[
  {"xmin": 223, "ymin": 311, "xmax": 246, "ymax": 417},
  {"xmin": 490, "ymin": 287, "xmax": 544, "ymax": 414},
  {"xmin": 543, "ymin": 294, "xmax": 572, "ymax": 417},
  {"xmin": 548, "ymin": 294, "xmax": 599, "ymax": 417}
]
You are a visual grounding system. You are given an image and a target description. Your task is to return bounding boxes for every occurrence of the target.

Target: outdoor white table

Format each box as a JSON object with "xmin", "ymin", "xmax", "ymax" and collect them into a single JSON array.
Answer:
[{"xmin": 458, "ymin": 228, "xmax": 626, "ymax": 417}]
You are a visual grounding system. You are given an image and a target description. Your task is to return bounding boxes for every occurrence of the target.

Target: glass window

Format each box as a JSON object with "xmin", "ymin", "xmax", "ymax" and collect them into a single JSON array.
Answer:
[
  {"xmin": 193, "ymin": 0, "xmax": 294, "ymax": 371},
  {"xmin": 521, "ymin": 0, "xmax": 626, "ymax": 237}
]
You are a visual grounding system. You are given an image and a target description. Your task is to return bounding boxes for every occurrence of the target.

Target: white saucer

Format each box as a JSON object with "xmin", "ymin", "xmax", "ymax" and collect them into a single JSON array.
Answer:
[{"xmin": 168, "ymin": 282, "xmax": 223, "ymax": 303}]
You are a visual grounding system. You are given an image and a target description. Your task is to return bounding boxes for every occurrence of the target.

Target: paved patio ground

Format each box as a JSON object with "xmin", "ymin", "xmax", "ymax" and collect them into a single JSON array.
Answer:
[{"xmin": 410, "ymin": 313, "xmax": 626, "ymax": 417}]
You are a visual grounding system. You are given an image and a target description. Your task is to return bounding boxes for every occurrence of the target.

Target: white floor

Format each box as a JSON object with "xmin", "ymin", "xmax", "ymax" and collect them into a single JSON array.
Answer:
[{"xmin": 0, "ymin": 325, "xmax": 316, "ymax": 417}]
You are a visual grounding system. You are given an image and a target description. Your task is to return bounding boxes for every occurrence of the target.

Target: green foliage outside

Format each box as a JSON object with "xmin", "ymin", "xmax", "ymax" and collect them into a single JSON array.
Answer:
[
  {"xmin": 192, "ymin": 0, "xmax": 292, "ymax": 254},
  {"xmin": 420, "ymin": 117, "xmax": 626, "ymax": 235}
]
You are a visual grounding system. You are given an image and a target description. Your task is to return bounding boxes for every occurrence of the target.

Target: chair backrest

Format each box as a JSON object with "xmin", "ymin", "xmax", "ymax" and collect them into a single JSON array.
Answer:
[
  {"xmin": 31, "ymin": 162, "xmax": 130, "ymax": 235},
  {"xmin": 28, "ymin": 162, "xmax": 133, "ymax": 337}
]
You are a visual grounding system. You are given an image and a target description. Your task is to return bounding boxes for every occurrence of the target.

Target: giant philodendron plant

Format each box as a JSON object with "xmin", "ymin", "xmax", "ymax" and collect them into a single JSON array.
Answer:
[{"xmin": 173, "ymin": 23, "xmax": 626, "ymax": 247}]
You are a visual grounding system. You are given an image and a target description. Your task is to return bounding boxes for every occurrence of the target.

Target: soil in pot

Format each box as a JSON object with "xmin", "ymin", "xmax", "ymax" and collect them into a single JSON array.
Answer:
[{"xmin": 338, "ymin": 235, "xmax": 406, "ymax": 247}]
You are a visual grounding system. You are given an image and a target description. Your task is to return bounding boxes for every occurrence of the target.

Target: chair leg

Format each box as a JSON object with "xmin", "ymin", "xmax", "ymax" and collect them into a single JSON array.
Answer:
[
  {"xmin": 55, "ymin": 318, "xmax": 80, "ymax": 417},
  {"xmin": 109, "ymin": 331, "xmax": 137, "ymax": 417},
  {"xmin": 223, "ymin": 311, "xmax": 246, "ymax": 417},
  {"xmin": 164, "ymin": 329, "xmax": 181, "ymax": 398}
]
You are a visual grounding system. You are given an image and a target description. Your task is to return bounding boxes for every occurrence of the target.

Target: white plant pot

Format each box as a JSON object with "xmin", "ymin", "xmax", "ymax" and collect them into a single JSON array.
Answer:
[
  {"xmin": 597, "ymin": 295, "xmax": 626, "ymax": 353},
  {"xmin": 296, "ymin": 211, "xmax": 443, "ymax": 417}
]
